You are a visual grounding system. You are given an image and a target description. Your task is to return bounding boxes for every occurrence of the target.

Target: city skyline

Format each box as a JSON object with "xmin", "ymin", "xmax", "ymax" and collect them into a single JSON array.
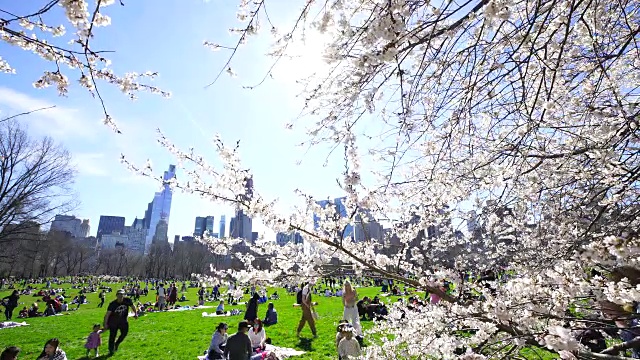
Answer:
[{"xmin": 0, "ymin": 1, "xmax": 355, "ymax": 243}]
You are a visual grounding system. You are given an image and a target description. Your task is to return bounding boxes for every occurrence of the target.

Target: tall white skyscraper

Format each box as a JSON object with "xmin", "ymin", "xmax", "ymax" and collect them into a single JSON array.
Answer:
[{"xmin": 144, "ymin": 165, "xmax": 176, "ymax": 254}]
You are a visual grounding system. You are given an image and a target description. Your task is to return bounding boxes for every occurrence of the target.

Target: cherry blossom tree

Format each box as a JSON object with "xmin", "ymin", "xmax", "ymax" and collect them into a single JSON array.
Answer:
[{"xmin": 3, "ymin": 0, "xmax": 640, "ymax": 358}]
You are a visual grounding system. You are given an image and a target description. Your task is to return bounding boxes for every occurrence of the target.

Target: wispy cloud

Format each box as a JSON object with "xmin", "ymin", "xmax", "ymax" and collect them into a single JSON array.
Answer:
[
  {"xmin": 73, "ymin": 153, "xmax": 109, "ymax": 177},
  {"xmin": 0, "ymin": 86, "xmax": 97, "ymax": 139}
]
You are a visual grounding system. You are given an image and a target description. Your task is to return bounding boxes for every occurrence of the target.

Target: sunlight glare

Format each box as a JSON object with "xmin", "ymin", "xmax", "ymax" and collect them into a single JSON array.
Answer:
[{"xmin": 270, "ymin": 30, "xmax": 332, "ymax": 87}]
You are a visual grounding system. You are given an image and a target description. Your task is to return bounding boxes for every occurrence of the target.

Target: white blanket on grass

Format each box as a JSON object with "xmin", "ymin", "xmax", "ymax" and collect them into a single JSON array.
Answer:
[
  {"xmin": 201, "ymin": 312, "xmax": 234, "ymax": 317},
  {"xmin": 130, "ymin": 306, "xmax": 214, "ymax": 316},
  {"xmin": 196, "ymin": 345, "xmax": 305, "ymax": 360},
  {"xmin": 0, "ymin": 321, "xmax": 28, "ymax": 330},
  {"xmin": 266, "ymin": 344, "xmax": 306, "ymax": 358}
]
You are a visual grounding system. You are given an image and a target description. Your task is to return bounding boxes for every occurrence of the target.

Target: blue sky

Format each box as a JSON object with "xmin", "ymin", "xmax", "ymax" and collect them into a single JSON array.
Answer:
[{"xmin": 0, "ymin": 1, "xmax": 349, "ymax": 240}]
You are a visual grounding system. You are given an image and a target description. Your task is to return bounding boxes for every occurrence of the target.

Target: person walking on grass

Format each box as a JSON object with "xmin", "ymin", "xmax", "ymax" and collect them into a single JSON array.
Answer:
[
  {"xmin": 84, "ymin": 323, "xmax": 103, "ymax": 358},
  {"xmin": 97, "ymin": 290, "xmax": 105, "ymax": 308},
  {"xmin": 296, "ymin": 282, "xmax": 317, "ymax": 338},
  {"xmin": 103, "ymin": 289, "xmax": 138, "ymax": 356},
  {"xmin": 2, "ymin": 290, "xmax": 19, "ymax": 321}
]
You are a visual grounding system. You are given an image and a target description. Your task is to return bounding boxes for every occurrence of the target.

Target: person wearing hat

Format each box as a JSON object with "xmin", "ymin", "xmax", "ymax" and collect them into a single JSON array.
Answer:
[
  {"xmin": 223, "ymin": 321, "xmax": 252, "ymax": 360},
  {"xmin": 337, "ymin": 324, "xmax": 361, "ymax": 359},
  {"xmin": 103, "ymin": 289, "xmax": 138, "ymax": 356}
]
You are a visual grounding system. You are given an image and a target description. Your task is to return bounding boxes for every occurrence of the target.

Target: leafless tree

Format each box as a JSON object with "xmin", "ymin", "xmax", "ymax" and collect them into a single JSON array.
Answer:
[{"xmin": 0, "ymin": 120, "xmax": 76, "ymax": 254}]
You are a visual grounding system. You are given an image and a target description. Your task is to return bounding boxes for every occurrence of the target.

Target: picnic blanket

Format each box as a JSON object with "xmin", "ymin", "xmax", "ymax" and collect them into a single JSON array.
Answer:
[
  {"xmin": 167, "ymin": 305, "xmax": 213, "ymax": 312},
  {"xmin": 0, "ymin": 321, "xmax": 29, "ymax": 330},
  {"xmin": 201, "ymin": 312, "xmax": 232, "ymax": 317},
  {"xmin": 266, "ymin": 344, "xmax": 306, "ymax": 358},
  {"xmin": 196, "ymin": 345, "xmax": 305, "ymax": 360},
  {"xmin": 129, "ymin": 306, "xmax": 213, "ymax": 317}
]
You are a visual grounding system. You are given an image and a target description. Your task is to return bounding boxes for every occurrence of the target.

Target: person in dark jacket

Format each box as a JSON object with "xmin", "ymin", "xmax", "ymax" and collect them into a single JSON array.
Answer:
[
  {"xmin": 2, "ymin": 291, "xmax": 19, "ymax": 321},
  {"xmin": 263, "ymin": 302, "xmax": 278, "ymax": 325},
  {"xmin": 244, "ymin": 293, "xmax": 259, "ymax": 324},
  {"xmin": 224, "ymin": 321, "xmax": 252, "ymax": 360}
]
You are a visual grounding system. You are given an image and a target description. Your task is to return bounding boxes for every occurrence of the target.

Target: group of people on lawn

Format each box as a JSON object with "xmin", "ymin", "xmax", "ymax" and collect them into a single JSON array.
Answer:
[
  {"xmin": 0, "ymin": 288, "xmax": 138, "ymax": 360},
  {"xmin": 1, "ymin": 277, "xmax": 381, "ymax": 360},
  {"xmin": 203, "ymin": 279, "xmax": 365, "ymax": 360}
]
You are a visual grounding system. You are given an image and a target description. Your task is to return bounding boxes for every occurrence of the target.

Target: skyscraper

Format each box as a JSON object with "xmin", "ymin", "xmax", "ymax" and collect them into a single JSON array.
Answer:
[
  {"xmin": 194, "ymin": 216, "xmax": 215, "ymax": 237},
  {"xmin": 194, "ymin": 216, "xmax": 206, "ymax": 237},
  {"xmin": 97, "ymin": 215, "xmax": 126, "ymax": 239},
  {"xmin": 205, "ymin": 216, "xmax": 215, "ymax": 235},
  {"xmin": 230, "ymin": 210, "xmax": 252, "ymax": 240},
  {"xmin": 219, "ymin": 215, "xmax": 226, "ymax": 238},
  {"xmin": 144, "ymin": 165, "xmax": 176, "ymax": 253},
  {"xmin": 230, "ymin": 177, "xmax": 254, "ymax": 241}
]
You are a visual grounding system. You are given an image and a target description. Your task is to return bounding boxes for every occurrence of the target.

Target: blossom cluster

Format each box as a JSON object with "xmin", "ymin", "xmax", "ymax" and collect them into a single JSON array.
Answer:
[
  {"xmin": 192, "ymin": 0, "xmax": 640, "ymax": 357},
  {"xmin": 0, "ymin": 0, "xmax": 168, "ymax": 129}
]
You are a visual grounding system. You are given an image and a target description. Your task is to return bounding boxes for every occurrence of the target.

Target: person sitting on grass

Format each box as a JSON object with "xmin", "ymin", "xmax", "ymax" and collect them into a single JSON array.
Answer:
[
  {"xmin": 216, "ymin": 300, "xmax": 225, "ymax": 315},
  {"xmin": 206, "ymin": 322, "xmax": 228, "ymax": 360},
  {"xmin": 263, "ymin": 302, "xmax": 277, "ymax": 326},
  {"xmin": 44, "ymin": 303, "xmax": 56, "ymax": 317},
  {"xmin": 357, "ymin": 296, "xmax": 371, "ymax": 320},
  {"xmin": 17, "ymin": 307, "xmax": 28, "ymax": 318},
  {"xmin": 28, "ymin": 303, "xmax": 39, "ymax": 317},
  {"xmin": 0, "ymin": 346, "xmax": 20, "ymax": 360},
  {"xmin": 224, "ymin": 321, "xmax": 252, "ymax": 360},
  {"xmin": 36, "ymin": 338, "xmax": 67, "ymax": 360},
  {"xmin": 248, "ymin": 319, "xmax": 267, "ymax": 353}
]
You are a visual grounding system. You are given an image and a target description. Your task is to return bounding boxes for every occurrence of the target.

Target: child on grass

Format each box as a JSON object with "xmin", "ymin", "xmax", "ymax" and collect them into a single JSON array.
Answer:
[
  {"xmin": 338, "ymin": 324, "xmax": 361, "ymax": 360},
  {"xmin": 84, "ymin": 324, "xmax": 103, "ymax": 358}
]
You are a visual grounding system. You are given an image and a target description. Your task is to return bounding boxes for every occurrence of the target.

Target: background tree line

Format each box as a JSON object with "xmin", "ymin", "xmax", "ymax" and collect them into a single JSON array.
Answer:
[{"xmin": 0, "ymin": 229, "xmax": 216, "ymax": 279}]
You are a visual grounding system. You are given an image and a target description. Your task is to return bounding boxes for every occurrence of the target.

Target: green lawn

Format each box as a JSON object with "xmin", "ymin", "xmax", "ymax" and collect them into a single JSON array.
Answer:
[{"xmin": 0, "ymin": 283, "xmax": 394, "ymax": 360}]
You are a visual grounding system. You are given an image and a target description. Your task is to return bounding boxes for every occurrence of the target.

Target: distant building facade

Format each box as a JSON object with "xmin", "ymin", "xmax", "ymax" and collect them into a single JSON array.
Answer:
[
  {"xmin": 101, "ymin": 232, "xmax": 127, "ymax": 250},
  {"xmin": 353, "ymin": 210, "xmax": 383, "ymax": 242},
  {"xmin": 51, "ymin": 215, "xmax": 90, "ymax": 238},
  {"xmin": 152, "ymin": 219, "xmax": 169, "ymax": 244},
  {"xmin": 276, "ymin": 231, "xmax": 304, "ymax": 246},
  {"xmin": 97, "ymin": 216, "xmax": 125, "ymax": 240}
]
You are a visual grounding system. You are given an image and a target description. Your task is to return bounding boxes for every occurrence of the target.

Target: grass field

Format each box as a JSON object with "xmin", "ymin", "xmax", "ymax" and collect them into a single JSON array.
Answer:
[{"xmin": 0, "ymin": 283, "xmax": 395, "ymax": 360}]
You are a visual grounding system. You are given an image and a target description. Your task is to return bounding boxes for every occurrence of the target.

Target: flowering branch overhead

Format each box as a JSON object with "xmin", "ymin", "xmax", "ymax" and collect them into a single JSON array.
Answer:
[
  {"xmin": 3, "ymin": 0, "xmax": 640, "ymax": 358},
  {"xmin": 0, "ymin": 0, "xmax": 170, "ymax": 133}
]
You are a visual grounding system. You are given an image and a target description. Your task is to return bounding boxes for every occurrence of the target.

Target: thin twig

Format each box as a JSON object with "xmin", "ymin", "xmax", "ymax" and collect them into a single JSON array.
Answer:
[{"xmin": 0, "ymin": 105, "xmax": 57, "ymax": 123}]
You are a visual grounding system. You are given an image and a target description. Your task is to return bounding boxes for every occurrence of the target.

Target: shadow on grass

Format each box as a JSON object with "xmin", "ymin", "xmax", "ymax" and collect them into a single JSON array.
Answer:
[
  {"xmin": 73, "ymin": 355, "xmax": 113, "ymax": 360},
  {"xmin": 297, "ymin": 337, "xmax": 315, "ymax": 352}
]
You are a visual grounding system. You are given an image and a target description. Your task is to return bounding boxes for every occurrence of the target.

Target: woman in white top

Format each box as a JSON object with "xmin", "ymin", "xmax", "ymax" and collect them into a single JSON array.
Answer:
[
  {"xmin": 248, "ymin": 319, "xmax": 267, "ymax": 351},
  {"xmin": 342, "ymin": 281, "xmax": 362, "ymax": 337}
]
